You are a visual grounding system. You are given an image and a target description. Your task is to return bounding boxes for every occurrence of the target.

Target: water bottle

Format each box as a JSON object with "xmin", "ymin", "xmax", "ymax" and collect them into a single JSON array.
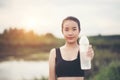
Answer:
[{"xmin": 79, "ymin": 35, "xmax": 91, "ymax": 70}]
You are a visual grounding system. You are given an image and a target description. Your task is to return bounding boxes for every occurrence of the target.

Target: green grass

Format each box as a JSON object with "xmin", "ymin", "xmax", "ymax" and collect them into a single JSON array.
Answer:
[{"xmin": 93, "ymin": 61, "xmax": 120, "ymax": 80}]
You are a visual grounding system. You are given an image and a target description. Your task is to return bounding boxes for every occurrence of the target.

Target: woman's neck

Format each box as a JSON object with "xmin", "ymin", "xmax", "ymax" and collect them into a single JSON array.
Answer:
[{"xmin": 64, "ymin": 42, "xmax": 79, "ymax": 49}]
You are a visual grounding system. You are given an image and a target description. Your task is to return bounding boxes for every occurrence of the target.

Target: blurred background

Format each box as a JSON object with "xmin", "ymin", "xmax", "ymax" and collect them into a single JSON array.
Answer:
[{"xmin": 0, "ymin": 0, "xmax": 120, "ymax": 80}]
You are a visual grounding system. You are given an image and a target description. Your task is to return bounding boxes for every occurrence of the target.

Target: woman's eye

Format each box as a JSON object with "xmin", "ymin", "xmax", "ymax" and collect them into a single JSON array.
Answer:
[
  {"xmin": 65, "ymin": 30, "xmax": 68, "ymax": 31},
  {"xmin": 65, "ymin": 29, "xmax": 69, "ymax": 31},
  {"xmin": 73, "ymin": 28, "xmax": 77, "ymax": 31}
]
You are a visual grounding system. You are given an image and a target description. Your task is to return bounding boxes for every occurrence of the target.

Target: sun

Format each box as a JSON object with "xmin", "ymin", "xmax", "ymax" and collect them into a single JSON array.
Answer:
[
  {"xmin": 26, "ymin": 19, "xmax": 36, "ymax": 30},
  {"xmin": 21, "ymin": 17, "xmax": 39, "ymax": 32},
  {"xmin": 20, "ymin": 17, "xmax": 51, "ymax": 35}
]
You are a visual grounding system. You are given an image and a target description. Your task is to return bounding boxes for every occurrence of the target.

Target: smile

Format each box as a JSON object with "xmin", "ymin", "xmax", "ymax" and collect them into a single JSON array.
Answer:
[{"xmin": 67, "ymin": 37, "xmax": 74, "ymax": 40}]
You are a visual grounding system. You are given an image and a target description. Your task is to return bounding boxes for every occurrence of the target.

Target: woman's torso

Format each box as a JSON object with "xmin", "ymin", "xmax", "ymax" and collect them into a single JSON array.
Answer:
[{"xmin": 55, "ymin": 48, "xmax": 84, "ymax": 80}]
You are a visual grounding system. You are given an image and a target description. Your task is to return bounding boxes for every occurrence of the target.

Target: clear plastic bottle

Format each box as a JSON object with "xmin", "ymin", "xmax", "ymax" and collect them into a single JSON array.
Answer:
[{"xmin": 79, "ymin": 35, "xmax": 91, "ymax": 70}]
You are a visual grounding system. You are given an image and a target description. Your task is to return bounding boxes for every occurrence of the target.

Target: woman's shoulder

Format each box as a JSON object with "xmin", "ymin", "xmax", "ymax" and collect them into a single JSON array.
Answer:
[
  {"xmin": 49, "ymin": 47, "xmax": 61, "ymax": 56},
  {"xmin": 50, "ymin": 45, "xmax": 64, "ymax": 54},
  {"xmin": 49, "ymin": 48, "xmax": 56, "ymax": 58}
]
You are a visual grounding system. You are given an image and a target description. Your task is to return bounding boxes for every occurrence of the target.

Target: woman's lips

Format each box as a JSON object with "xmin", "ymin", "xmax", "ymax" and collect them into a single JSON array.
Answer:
[{"xmin": 67, "ymin": 37, "xmax": 74, "ymax": 40}]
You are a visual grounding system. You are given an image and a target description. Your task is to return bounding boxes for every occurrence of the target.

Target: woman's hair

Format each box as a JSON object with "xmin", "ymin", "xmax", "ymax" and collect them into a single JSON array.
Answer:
[{"xmin": 61, "ymin": 16, "xmax": 81, "ymax": 32}]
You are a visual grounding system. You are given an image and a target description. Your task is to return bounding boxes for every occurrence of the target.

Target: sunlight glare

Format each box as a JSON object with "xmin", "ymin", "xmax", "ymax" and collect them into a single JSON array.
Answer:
[{"xmin": 24, "ymin": 18, "xmax": 38, "ymax": 31}]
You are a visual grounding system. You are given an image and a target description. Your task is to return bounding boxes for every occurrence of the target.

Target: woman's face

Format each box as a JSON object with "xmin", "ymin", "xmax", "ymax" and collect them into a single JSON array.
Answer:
[{"xmin": 62, "ymin": 20, "xmax": 80, "ymax": 44}]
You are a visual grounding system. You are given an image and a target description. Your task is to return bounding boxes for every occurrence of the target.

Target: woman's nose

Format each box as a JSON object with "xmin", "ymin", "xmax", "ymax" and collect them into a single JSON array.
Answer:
[{"xmin": 68, "ymin": 31, "xmax": 73, "ymax": 35}]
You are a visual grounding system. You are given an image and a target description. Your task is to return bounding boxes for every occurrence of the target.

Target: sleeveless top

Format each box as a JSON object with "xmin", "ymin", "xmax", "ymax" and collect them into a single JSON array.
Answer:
[{"xmin": 55, "ymin": 48, "xmax": 85, "ymax": 77}]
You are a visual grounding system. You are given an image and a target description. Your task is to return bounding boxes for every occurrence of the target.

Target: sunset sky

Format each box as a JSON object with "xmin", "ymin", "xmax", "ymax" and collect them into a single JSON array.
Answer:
[{"xmin": 0, "ymin": 0, "xmax": 120, "ymax": 37}]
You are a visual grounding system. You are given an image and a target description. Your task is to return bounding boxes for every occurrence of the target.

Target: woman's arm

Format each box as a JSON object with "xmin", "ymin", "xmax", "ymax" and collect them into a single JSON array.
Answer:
[{"xmin": 49, "ymin": 48, "xmax": 56, "ymax": 80}]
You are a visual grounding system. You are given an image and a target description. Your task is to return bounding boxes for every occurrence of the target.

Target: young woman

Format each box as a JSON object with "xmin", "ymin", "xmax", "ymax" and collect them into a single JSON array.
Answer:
[{"xmin": 49, "ymin": 16, "xmax": 94, "ymax": 80}]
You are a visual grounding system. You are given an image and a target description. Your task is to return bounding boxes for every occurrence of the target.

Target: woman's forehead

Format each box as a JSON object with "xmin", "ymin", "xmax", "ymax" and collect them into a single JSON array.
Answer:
[{"xmin": 63, "ymin": 20, "xmax": 78, "ymax": 28}]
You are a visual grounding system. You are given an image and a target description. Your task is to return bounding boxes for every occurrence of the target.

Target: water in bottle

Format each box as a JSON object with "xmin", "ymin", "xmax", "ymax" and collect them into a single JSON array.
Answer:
[{"xmin": 79, "ymin": 35, "xmax": 91, "ymax": 70}]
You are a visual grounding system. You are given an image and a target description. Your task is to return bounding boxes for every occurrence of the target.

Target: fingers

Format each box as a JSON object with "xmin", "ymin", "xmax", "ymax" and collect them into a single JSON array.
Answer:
[{"xmin": 87, "ymin": 45, "xmax": 94, "ymax": 59}]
